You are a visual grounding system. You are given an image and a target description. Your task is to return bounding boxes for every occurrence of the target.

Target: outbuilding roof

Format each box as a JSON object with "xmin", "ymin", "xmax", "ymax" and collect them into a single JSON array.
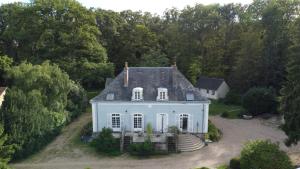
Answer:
[
  {"xmin": 91, "ymin": 67, "xmax": 207, "ymax": 102},
  {"xmin": 196, "ymin": 76, "xmax": 225, "ymax": 90}
]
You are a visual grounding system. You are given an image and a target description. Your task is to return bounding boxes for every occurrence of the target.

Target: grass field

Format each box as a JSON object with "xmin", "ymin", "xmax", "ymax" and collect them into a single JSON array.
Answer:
[{"xmin": 209, "ymin": 101, "xmax": 245, "ymax": 119}]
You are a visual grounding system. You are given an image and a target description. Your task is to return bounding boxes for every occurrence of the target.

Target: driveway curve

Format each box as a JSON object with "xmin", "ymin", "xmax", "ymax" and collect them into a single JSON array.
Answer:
[{"xmin": 11, "ymin": 114, "xmax": 300, "ymax": 169}]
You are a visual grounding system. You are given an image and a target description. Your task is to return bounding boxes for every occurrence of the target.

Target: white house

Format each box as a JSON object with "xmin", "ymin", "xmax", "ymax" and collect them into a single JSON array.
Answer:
[
  {"xmin": 196, "ymin": 76, "xmax": 230, "ymax": 100},
  {"xmin": 90, "ymin": 63, "xmax": 210, "ymax": 152}
]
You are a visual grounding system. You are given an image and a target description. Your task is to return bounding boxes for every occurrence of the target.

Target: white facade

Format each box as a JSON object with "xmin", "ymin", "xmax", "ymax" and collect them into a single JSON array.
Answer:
[
  {"xmin": 199, "ymin": 81, "xmax": 229, "ymax": 100},
  {"xmin": 91, "ymin": 101, "xmax": 210, "ymax": 134}
]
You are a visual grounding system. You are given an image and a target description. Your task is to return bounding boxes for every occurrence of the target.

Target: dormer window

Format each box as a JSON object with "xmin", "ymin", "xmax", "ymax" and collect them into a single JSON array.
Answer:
[
  {"xmin": 157, "ymin": 88, "xmax": 168, "ymax": 101},
  {"xmin": 106, "ymin": 93, "xmax": 114, "ymax": 100},
  {"xmin": 186, "ymin": 93, "xmax": 194, "ymax": 101},
  {"xmin": 132, "ymin": 87, "xmax": 143, "ymax": 101}
]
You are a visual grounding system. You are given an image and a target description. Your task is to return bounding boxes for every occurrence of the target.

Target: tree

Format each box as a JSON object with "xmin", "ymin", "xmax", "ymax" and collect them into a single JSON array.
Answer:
[
  {"xmin": 0, "ymin": 55, "xmax": 13, "ymax": 84},
  {"xmin": 240, "ymin": 140, "xmax": 293, "ymax": 169},
  {"xmin": 242, "ymin": 87, "xmax": 278, "ymax": 116},
  {"xmin": 0, "ymin": 125, "xmax": 15, "ymax": 169},
  {"xmin": 280, "ymin": 18, "xmax": 300, "ymax": 146},
  {"xmin": 139, "ymin": 49, "xmax": 169, "ymax": 67},
  {"xmin": 0, "ymin": 0, "xmax": 112, "ymax": 89},
  {"xmin": 0, "ymin": 61, "xmax": 83, "ymax": 159}
]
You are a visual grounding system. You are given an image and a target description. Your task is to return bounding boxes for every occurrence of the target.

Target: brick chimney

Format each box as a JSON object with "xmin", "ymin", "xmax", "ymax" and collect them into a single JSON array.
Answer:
[{"xmin": 124, "ymin": 62, "xmax": 129, "ymax": 87}]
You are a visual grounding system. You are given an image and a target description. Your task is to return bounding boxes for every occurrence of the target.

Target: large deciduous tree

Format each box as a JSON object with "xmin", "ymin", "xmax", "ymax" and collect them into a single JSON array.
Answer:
[
  {"xmin": 280, "ymin": 18, "xmax": 300, "ymax": 146},
  {"xmin": 0, "ymin": 61, "xmax": 85, "ymax": 159},
  {"xmin": 0, "ymin": 0, "xmax": 112, "ymax": 89},
  {"xmin": 0, "ymin": 124, "xmax": 15, "ymax": 169}
]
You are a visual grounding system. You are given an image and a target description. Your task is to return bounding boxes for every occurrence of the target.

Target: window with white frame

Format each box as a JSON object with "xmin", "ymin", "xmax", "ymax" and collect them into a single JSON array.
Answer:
[
  {"xmin": 186, "ymin": 93, "xmax": 194, "ymax": 101},
  {"xmin": 133, "ymin": 114, "xmax": 143, "ymax": 130},
  {"xmin": 157, "ymin": 88, "xmax": 168, "ymax": 101},
  {"xmin": 111, "ymin": 114, "xmax": 120, "ymax": 129},
  {"xmin": 132, "ymin": 87, "xmax": 143, "ymax": 101}
]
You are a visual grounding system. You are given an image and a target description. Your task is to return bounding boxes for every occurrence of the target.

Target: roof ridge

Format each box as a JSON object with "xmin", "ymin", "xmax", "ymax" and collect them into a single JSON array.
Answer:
[{"xmin": 199, "ymin": 76, "xmax": 224, "ymax": 80}]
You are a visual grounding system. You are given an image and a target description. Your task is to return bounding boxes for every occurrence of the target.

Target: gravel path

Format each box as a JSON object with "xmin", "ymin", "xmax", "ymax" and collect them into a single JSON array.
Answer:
[{"xmin": 11, "ymin": 114, "xmax": 300, "ymax": 169}]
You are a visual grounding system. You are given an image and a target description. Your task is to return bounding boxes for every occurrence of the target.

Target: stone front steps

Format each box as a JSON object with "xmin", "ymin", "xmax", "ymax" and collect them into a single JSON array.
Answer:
[{"xmin": 178, "ymin": 134, "xmax": 205, "ymax": 152}]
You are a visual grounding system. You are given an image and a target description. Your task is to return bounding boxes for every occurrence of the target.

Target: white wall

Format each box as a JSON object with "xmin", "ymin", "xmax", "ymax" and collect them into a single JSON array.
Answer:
[
  {"xmin": 217, "ymin": 82, "xmax": 230, "ymax": 99},
  {"xmin": 91, "ymin": 102, "xmax": 209, "ymax": 134},
  {"xmin": 199, "ymin": 82, "xmax": 230, "ymax": 100},
  {"xmin": 199, "ymin": 89, "xmax": 218, "ymax": 100}
]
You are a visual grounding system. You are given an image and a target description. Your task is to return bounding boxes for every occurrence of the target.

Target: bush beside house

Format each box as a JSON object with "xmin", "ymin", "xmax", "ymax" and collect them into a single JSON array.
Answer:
[
  {"xmin": 242, "ymin": 87, "xmax": 278, "ymax": 116},
  {"xmin": 129, "ymin": 139, "xmax": 154, "ymax": 156},
  {"xmin": 207, "ymin": 120, "xmax": 222, "ymax": 142},
  {"xmin": 90, "ymin": 128, "xmax": 120, "ymax": 156}
]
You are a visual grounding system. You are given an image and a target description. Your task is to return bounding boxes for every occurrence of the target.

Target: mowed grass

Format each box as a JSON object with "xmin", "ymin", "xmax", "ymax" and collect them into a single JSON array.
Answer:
[{"xmin": 209, "ymin": 100, "xmax": 245, "ymax": 119}]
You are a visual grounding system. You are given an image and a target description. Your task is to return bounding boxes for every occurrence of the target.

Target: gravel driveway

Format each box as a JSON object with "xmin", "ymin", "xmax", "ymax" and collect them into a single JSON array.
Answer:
[{"xmin": 12, "ymin": 115, "xmax": 300, "ymax": 169}]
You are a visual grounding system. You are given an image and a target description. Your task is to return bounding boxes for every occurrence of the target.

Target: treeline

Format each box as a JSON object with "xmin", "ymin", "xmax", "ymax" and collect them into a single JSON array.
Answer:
[
  {"xmin": 0, "ymin": 0, "xmax": 300, "ymax": 165},
  {"xmin": 1, "ymin": 0, "xmax": 299, "ymax": 91}
]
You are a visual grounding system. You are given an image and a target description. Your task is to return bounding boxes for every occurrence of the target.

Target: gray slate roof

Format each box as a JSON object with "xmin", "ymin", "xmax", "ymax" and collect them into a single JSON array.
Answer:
[
  {"xmin": 196, "ymin": 76, "xmax": 225, "ymax": 90},
  {"xmin": 91, "ymin": 67, "xmax": 207, "ymax": 102}
]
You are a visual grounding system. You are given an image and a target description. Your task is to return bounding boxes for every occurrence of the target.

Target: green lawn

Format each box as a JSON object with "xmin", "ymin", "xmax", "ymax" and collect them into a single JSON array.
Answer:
[{"xmin": 209, "ymin": 100, "xmax": 245, "ymax": 119}]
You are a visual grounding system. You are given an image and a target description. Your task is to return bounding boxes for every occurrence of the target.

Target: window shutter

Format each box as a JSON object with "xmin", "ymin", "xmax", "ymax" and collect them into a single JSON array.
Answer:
[
  {"xmin": 175, "ymin": 114, "xmax": 179, "ymax": 129},
  {"xmin": 156, "ymin": 114, "xmax": 160, "ymax": 132},
  {"xmin": 107, "ymin": 113, "xmax": 112, "ymax": 129},
  {"xmin": 120, "ymin": 114, "xmax": 124, "ymax": 131},
  {"xmin": 131, "ymin": 114, "xmax": 134, "ymax": 132},
  {"xmin": 142, "ymin": 114, "xmax": 145, "ymax": 131},
  {"xmin": 165, "ymin": 114, "xmax": 169, "ymax": 133},
  {"xmin": 188, "ymin": 114, "xmax": 193, "ymax": 133}
]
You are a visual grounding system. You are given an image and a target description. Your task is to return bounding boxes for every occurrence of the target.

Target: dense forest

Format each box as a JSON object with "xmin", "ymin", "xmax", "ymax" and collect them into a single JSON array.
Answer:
[{"xmin": 0, "ymin": 0, "xmax": 300, "ymax": 167}]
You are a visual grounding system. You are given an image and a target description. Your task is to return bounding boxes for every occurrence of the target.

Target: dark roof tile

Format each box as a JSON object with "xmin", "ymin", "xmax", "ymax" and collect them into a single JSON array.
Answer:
[
  {"xmin": 91, "ymin": 67, "xmax": 207, "ymax": 102},
  {"xmin": 196, "ymin": 76, "xmax": 225, "ymax": 90}
]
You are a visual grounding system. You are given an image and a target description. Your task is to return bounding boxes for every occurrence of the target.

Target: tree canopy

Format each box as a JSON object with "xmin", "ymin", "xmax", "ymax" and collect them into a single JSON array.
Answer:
[
  {"xmin": 0, "ymin": 0, "xmax": 300, "ymax": 159},
  {"xmin": 0, "ymin": 61, "xmax": 86, "ymax": 159}
]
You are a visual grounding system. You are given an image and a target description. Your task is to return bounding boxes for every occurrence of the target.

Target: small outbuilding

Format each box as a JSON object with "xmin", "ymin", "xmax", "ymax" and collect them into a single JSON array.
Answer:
[{"xmin": 196, "ymin": 76, "xmax": 229, "ymax": 100}]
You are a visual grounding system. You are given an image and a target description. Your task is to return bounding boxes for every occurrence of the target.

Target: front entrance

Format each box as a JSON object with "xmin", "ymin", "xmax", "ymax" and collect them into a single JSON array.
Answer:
[
  {"xmin": 180, "ymin": 114, "xmax": 189, "ymax": 132},
  {"xmin": 157, "ymin": 113, "xmax": 168, "ymax": 133}
]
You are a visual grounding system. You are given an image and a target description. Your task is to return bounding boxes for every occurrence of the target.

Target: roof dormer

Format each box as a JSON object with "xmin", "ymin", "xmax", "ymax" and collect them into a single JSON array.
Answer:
[
  {"xmin": 132, "ymin": 87, "xmax": 143, "ymax": 101},
  {"xmin": 157, "ymin": 88, "xmax": 168, "ymax": 101}
]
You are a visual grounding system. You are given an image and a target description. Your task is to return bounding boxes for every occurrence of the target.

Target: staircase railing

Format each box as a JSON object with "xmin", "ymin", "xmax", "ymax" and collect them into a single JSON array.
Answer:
[
  {"xmin": 175, "ymin": 132, "xmax": 179, "ymax": 153},
  {"xmin": 120, "ymin": 127, "xmax": 125, "ymax": 153}
]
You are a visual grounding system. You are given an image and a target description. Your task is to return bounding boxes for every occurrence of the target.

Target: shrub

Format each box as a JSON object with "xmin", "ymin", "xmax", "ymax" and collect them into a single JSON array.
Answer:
[
  {"xmin": 146, "ymin": 123, "xmax": 153, "ymax": 138},
  {"xmin": 223, "ymin": 91, "xmax": 242, "ymax": 105},
  {"xmin": 80, "ymin": 121, "xmax": 93, "ymax": 137},
  {"xmin": 129, "ymin": 139, "xmax": 154, "ymax": 156},
  {"xmin": 168, "ymin": 126, "xmax": 179, "ymax": 134},
  {"xmin": 242, "ymin": 87, "xmax": 278, "ymax": 116},
  {"xmin": 66, "ymin": 83, "xmax": 88, "ymax": 120},
  {"xmin": 207, "ymin": 120, "xmax": 222, "ymax": 142},
  {"xmin": 195, "ymin": 167, "xmax": 210, "ymax": 169},
  {"xmin": 229, "ymin": 158, "xmax": 240, "ymax": 169},
  {"xmin": 221, "ymin": 111, "xmax": 229, "ymax": 118},
  {"xmin": 240, "ymin": 140, "xmax": 293, "ymax": 169},
  {"xmin": 90, "ymin": 128, "xmax": 120, "ymax": 156}
]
